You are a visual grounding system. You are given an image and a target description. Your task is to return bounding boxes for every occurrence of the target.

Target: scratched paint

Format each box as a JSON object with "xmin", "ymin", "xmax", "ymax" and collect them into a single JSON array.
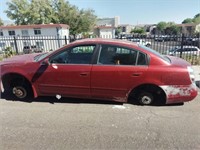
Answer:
[{"xmin": 160, "ymin": 84, "xmax": 196, "ymax": 97}]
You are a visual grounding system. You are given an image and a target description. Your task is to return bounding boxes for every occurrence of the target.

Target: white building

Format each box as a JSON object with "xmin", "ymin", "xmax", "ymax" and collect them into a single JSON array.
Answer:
[
  {"xmin": 97, "ymin": 16, "xmax": 120, "ymax": 28},
  {"xmin": 94, "ymin": 26, "xmax": 115, "ymax": 39},
  {"xmin": 0, "ymin": 24, "xmax": 70, "ymax": 53}
]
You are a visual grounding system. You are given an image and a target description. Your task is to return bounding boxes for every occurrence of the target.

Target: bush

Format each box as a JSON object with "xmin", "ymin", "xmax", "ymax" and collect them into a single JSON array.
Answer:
[{"xmin": 4, "ymin": 47, "xmax": 16, "ymax": 58}]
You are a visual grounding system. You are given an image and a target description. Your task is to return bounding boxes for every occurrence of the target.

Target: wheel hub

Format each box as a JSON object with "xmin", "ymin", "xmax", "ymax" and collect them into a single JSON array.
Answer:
[
  {"xmin": 12, "ymin": 87, "xmax": 27, "ymax": 99},
  {"xmin": 141, "ymin": 96, "xmax": 152, "ymax": 105}
]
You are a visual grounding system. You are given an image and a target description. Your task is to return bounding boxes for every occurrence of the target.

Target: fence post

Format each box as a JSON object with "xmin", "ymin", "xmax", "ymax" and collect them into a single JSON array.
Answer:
[
  {"xmin": 14, "ymin": 36, "xmax": 19, "ymax": 54},
  {"xmin": 180, "ymin": 34, "xmax": 185, "ymax": 58},
  {"xmin": 64, "ymin": 35, "xmax": 67, "ymax": 45},
  {"xmin": 197, "ymin": 33, "xmax": 200, "ymax": 48}
]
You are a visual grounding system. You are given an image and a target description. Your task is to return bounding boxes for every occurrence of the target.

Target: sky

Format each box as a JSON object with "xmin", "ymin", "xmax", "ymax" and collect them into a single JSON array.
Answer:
[{"xmin": 0, "ymin": 0, "xmax": 200, "ymax": 25}]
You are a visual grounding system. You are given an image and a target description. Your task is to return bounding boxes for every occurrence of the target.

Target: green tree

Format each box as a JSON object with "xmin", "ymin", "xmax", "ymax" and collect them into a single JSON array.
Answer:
[
  {"xmin": 0, "ymin": 18, "xmax": 4, "ymax": 26},
  {"xmin": 115, "ymin": 27, "xmax": 122, "ymax": 36},
  {"xmin": 28, "ymin": 0, "xmax": 55, "ymax": 24},
  {"xmin": 5, "ymin": 0, "xmax": 30, "ymax": 25},
  {"xmin": 131, "ymin": 27, "xmax": 145, "ymax": 34},
  {"xmin": 157, "ymin": 21, "xmax": 168, "ymax": 34},
  {"xmin": 5, "ymin": 0, "xmax": 97, "ymax": 36},
  {"xmin": 52, "ymin": 0, "xmax": 96, "ymax": 35},
  {"xmin": 193, "ymin": 16, "xmax": 200, "ymax": 23},
  {"xmin": 182, "ymin": 18, "xmax": 193, "ymax": 24},
  {"xmin": 165, "ymin": 25, "xmax": 181, "ymax": 35}
]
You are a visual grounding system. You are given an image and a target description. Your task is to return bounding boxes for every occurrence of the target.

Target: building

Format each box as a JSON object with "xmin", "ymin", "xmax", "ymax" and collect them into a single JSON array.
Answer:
[
  {"xmin": 94, "ymin": 25, "xmax": 115, "ymax": 39},
  {"xmin": 118, "ymin": 24, "xmax": 134, "ymax": 34},
  {"xmin": 0, "ymin": 24, "xmax": 70, "ymax": 53},
  {"xmin": 97, "ymin": 16, "xmax": 120, "ymax": 27},
  {"xmin": 177, "ymin": 23, "xmax": 200, "ymax": 35}
]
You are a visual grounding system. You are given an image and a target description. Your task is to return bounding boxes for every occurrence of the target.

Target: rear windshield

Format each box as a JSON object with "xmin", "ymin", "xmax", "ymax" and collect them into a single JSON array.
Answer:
[{"xmin": 139, "ymin": 45, "xmax": 171, "ymax": 63}]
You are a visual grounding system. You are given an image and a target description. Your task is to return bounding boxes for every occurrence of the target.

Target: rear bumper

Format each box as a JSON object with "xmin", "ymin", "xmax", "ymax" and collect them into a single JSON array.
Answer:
[{"xmin": 160, "ymin": 84, "xmax": 198, "ymax": 104}]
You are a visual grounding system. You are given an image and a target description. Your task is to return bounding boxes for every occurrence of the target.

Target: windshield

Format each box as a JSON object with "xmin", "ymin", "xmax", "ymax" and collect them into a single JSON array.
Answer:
[
  {"xmin": 34, "ymin": 52, "xmax": 53, "ymax": 62},
  {"xmin": 139, "ymin": 45, "xmax": 171, "ymax": 63}
]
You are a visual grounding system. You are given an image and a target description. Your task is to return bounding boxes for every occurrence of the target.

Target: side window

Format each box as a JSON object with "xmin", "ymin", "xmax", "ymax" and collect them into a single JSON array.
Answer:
[
  {"xmin": 50, "ymin": 45, "xmax": 95, "ymax": 64},
  {"xmin": 98, "ymin": 45, "xmax": 137, "ymax": 65}
]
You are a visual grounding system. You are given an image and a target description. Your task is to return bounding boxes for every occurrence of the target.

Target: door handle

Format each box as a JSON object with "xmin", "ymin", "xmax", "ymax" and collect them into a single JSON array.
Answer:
[
  {"xmin": 80, "ymin": 73, "xmax": 88, "ymax": 76},
  {"xmin": 132, "ymin": 72, "xmax": 142, "ymax": 77}
]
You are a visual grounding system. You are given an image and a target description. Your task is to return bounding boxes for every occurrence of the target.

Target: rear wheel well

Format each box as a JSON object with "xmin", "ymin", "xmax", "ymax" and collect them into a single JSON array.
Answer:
[
  {"xmin": 128, "ymin": 84, "xmax": 166, "ymax": 105},
  {"xmin": 2, "ymin": 73, "xmax": 33, "ymax": 98}
]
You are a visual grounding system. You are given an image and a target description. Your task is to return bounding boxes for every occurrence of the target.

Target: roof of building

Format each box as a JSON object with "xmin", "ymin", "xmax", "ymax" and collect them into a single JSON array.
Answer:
[
  {"xmin": 176, "ymin": 23, "xmax": 199, "ymax": 27},
  {"xmin": 95, "ymin": 25, "xmax": 115, "ymax": 29},
  {"xmin": 0, "ymin": 24, "xmax": 69, "ymax": 29}
]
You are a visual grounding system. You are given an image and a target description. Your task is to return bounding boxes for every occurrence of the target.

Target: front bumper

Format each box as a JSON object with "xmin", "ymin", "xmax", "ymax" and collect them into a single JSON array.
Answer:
[{"xmin": 160, "ymin": 84, "xmax": 198, "ymax": 104}]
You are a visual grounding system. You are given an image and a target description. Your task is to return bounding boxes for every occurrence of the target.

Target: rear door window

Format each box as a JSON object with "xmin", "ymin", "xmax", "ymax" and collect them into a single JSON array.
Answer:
[{"xmin": 97, "ymin": 45, "xmax": 148, "ymax": 66}]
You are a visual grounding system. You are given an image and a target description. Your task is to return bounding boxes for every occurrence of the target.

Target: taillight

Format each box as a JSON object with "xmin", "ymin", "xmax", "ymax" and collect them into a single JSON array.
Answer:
[{"xmin": 187, "ymin": 66, "xmax": 195, "ymax": 83}]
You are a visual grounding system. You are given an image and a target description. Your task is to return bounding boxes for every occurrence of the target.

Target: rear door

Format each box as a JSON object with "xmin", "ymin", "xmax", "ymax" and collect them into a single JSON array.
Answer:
[{"xmin": 91, "ymin": 44, "xmax": 148, "ymax": 102}]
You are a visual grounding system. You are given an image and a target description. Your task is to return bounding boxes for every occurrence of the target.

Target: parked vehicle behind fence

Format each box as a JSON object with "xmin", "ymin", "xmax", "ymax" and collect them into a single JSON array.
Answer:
[
  {"xmin": 169, "ymin": 46, "xmax": 200, "ymax": 57},
  {"xmin": 0, "ymin": 38, "xmax": 198, "ymax": 105},
  {"xmin": 23, "ymin": 45, "xmax": 43, "ymax": 54}
]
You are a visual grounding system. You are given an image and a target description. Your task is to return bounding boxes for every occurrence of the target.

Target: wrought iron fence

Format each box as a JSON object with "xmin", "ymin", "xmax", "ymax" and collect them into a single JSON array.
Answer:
[
  {"xmin": 0, "ymin": 34, "xmax": 199, "ymax": 64},
  {"xmin": 0, "ymin": 35, "xmax": 70, "ymax": 54},
  {"xmin": 117, "ymin": 34, "xmax": 200, "ymax": 64}
]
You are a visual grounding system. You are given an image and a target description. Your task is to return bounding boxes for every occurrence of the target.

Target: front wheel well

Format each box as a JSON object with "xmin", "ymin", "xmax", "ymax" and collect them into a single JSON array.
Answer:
[
  {"xmin": 2, "ymin": 73, "xmax": 33, "ymax": 97},
  {"xmin": 128, "ymin": 84, "xmax": 166, "ymax": 105}
]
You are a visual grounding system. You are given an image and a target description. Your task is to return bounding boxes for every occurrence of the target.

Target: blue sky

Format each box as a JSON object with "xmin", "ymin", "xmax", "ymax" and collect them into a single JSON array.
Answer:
[{"xmin": 0, "ymin": 0, "xmax": 199, "ymax": 25}]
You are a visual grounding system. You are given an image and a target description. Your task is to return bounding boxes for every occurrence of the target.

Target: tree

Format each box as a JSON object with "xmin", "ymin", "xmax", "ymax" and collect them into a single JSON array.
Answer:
[
  {"xmin": 115, "ymin": 27, "xmax": 122, "ymax": 36},
  {"xmin": 52, "ymin": 0, "xmax": 97, "ymax": 35},
  {"xmin": 131, "ymin": 27, "xmax": 146, "ymax": 34},
  {"xmin": 0, "ymin": 18, "xmax": 4, "ymax": 26},
  {"xmin": 165, "ymin": 25, "xmax": 181, "ymax": 35},
  {"xmin": 182, "ymin": 18, "xmax": 193, "ymax": 24},
  {"xmin": 193, "ymin": 16, "xmax": 200, "ymax": 24},
  {"xmin": 157, "ymin": 21, "xmax": 168, "ymax": 34},
  {"xmin": 5, "ymin": 0, "xmax": 30, "ymax": 25},
  {"xmin": 5, "ymin": 0, "xmax": 97, "ymax": 36},
  {"xmin": 182, "ymin": 13, "xmax": 200, "ymax": 24},
  {"xmin": 28, "ymin": 0, "xmax": 55, "ymax": 24}
]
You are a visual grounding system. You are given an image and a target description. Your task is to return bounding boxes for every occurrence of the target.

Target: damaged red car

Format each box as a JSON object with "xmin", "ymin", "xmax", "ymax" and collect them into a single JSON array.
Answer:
[{"xmin": 0, "ymin": 38, "xmax": 198, "ymax": 105}]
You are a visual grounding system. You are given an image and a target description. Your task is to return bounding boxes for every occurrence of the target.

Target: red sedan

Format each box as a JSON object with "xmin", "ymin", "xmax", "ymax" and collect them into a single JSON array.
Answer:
[{"xmin": 0, "ymin": 39, "xmax": 198, "ymax": 105}]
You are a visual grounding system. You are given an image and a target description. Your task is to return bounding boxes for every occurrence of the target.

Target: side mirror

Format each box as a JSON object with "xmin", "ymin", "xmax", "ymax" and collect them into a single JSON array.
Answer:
[{"xmin": 41, "ymin": 59, "xmax": 50, "ymax": 66}]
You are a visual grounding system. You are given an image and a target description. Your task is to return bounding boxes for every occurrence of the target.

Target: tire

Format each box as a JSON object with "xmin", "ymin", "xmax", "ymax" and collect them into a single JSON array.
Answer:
[
  {"xmin": 12, "ymin": 86, "xmax": 28, "ymax": 99},
  {"xmin": 138, "ymin": 92, "xmax": 154, "ymax": 105},
  {"xmin": 10, "ymin": 80, "xmax": 32, "ymax": 100}
]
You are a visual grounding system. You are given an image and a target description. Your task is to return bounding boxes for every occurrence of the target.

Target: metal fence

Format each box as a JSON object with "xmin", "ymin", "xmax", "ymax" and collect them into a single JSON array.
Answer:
[
  {"xmin": 0, "ymin": 35, "xmax": 70, "ymax": 54},
  {"xmin": 0, "ymin": 34, "xmax": 200, "ymax": 64},
  {"xmin": 118, "ymin": 34, "xmax": 200, "ymax": 64}
]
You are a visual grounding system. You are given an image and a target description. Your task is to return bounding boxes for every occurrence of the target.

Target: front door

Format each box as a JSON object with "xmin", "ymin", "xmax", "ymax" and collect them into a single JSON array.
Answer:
[{"xmin": 36, "ymin": 45, "xmax": 96, "ymax": 98}]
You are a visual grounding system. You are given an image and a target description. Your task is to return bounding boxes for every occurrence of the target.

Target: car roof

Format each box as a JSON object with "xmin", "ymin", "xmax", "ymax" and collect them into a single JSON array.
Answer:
[{"xmin": 72, "ymin": 38, "xmax": 139, "ymax": 47}]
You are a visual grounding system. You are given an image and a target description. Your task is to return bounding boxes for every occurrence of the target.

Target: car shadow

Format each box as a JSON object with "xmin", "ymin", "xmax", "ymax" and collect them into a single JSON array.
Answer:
[
  {"xmin": 0, "ymin": 93, "xmax": 185, "ymax": 107},
  {"xmin": 1, "ymin": 94, "xmax": 123, "ymax": 105}
]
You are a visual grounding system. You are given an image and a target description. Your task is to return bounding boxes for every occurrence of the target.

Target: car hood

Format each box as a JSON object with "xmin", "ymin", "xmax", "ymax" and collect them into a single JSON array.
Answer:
[
  {"xmin": 0, "ymin": 53, "xmax": 39, "ymax": 66},
  {"xmin": 167, "ymin": 55, "xmax": 191, "ymax": 67}
]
